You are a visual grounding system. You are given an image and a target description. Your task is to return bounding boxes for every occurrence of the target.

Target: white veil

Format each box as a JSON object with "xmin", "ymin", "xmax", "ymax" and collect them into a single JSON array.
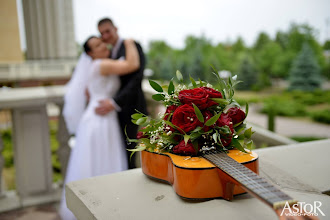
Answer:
[{"xmin": 63, "ymin": 52, "xmax": 92, "ymax": 135}]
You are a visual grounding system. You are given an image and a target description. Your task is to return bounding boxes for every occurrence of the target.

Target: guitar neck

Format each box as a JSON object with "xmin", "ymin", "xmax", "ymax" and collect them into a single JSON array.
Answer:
[{"xmin": 202, "ymin": 151, "xmax": 297, "ymax": 210}]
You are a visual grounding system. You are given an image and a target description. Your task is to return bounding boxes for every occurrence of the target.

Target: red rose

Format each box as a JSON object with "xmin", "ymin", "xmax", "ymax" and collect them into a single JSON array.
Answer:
[
  {"xmin": 172, "ymin": 104, "xmax": 202, "ymax": 133},
  {"xmin": 203, "ymin": 110, "xmax": 214, "ymax": 132},
  {"xmin": 136, "ymin": 131, "xmax": 147, "ymax": 139},
  {"xmin": 201, "ymin": 87, "xmax": 223, "ymax": 108},
  {"xmin": 227, "ymin": 107, "xmax": 246, "ymax": 125},
  {"xmin": 216, "ymin": 113, "xmax": 234, "ymax": 147},
  {"xmin": 164, "ymin": 105, "xmax": 178, "ymax": 120},
  {"xmin": 178, "ymin": 88, "xmax": 209, "ymax": 110},
  {"xmin": 173, "ymin": 140, "xmax": 198, "ymax": 156}
]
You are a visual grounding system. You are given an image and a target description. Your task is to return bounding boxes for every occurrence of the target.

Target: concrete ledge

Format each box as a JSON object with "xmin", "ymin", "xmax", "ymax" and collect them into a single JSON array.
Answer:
[
  {"xmin": 66, "ymin": 140, "xmax": 330, "ymax": 220},
  {"xmin": 247, "ymin": 122, "xmax": 298, "ymax": 147},
  {"xmin": 0, "ymin": 187, "xmax": 61, "ymax": 213}
]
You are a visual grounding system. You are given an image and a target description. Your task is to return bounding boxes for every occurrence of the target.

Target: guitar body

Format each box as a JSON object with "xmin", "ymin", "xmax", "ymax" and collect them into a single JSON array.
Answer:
[{"xmin": 141, "ymin": 150, "xmax": 259, "ymax": 200}]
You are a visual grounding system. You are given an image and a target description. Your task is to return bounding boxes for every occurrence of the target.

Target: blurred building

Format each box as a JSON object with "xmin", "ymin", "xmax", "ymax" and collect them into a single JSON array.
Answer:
[
  {"xmin": 22, "ymin": 0, "xmax": 76, "ymax": 60},
  {"xmin": 0, "ymin": 0, "xmax": 77, "ymax": 87},
  {"xmin": 0, "ymin": 0, "xmax": 23, "ymax": 63}
]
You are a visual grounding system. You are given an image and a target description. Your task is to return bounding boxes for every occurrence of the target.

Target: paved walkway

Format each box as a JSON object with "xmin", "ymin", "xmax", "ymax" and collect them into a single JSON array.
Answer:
[
  {"xmin": 247, "ymin": 104, "xmax": 330, "ymax": 139},
  {"xmin": 0, "ymin": 203, "xmax": 60, "ymax": 220}
]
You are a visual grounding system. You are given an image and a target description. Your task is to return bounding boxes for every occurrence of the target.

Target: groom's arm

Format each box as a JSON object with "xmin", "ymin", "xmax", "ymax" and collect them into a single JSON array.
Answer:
[{"xmin": 113, "ymin": 42, "xmax": 145, "ymax": 109}]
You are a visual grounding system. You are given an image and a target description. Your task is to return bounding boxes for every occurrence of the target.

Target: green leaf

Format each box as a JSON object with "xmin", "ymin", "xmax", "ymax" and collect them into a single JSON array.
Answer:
[
  {"xmin": 136, "ymin": 117, "xmax": 147, "ymax": 125},
  {"xmin": 164, "ymin": 120, "xmax": 185, "ymax": 134},
  {"xmin": 235, "ymin": 124, "xmax": 246, "ymax": 135},
  {"xmin": 152, "ymin": 94, "xmax": 165, "ymax": 101},
  {"xmin": 168, "ymin": 80, "xmax": 175, "ymax": 95},
  {"xmin": 213, "ymin": 132, "xmax": 218, "ymax": 143},
  {"xmin": 228, "ymin": 76, "xmax": 233, "ymax": 87},
  {"xmin": 192, "ymin": 141, "xmax": 199, "ymax": 153},
  {"xmin": 131, "ymin": 113, "xmax": 143, "ymax": 120},
  {"xmin": 209, "ymin": 98, "xmax": 229, "ymax": 105},
  {"xmin": 184, "ymin": 135, "xmax": 190, "ymax": 145},
  {"xmin": 131, "ymin": 119, "xmax": 138, "ymax": 124},
  {"xmin": 139, "ymin": 138, "xmax": 154, "ymax": 149},
  {"xmin": 205, "ymin": 113, "xmax": 221, "ymax": 126},
  {"xmin": 238, "ymin": 134, "xmax": 245, "ymax": 140},
  {"xmin": 231, "ymin": 138, "xmax": 247, "ymax": 153},
  {"xmin": 190, "ymin": 133, "xmax": 201, "ymax": 141},
  {"xmin": 218, "ymin": 125, "xmax": 231, "ymax": 134},
  {"xmin": 190, "ymin": 76, "xmax": 197, "ymax": 88},
  {"xmin": 149, "ymin": 80, "xmax": 163, "ymax": 92},
  {"xmin": 192, "ymin": 103, "xmax": 204, "ymax": 123},
  {"xmin": 217, "ymin": 78, "xmax": 227, "ymax": 91},
  {"xmin": 127, "ymin": 144, "xmax": 146, "ymax": 152},
  {"xmin": 244, "ymin": 127, "xmax": 252, "ymax": 139},
  {"xmin": 245, "ymin": 102, "xmax": 249, "ymax": 118},
  {"xmin": 192, "ymin": 126, "xmax": 203, "ymax": 133},
  {"xmin": 176, "ymin": 70, "xmax": 183, "ymax": 82},
  {"xmin": 246, "ymin": 140, "xmax": 253, "ymax": 150},
  {"xmin": 199, "ymin": 79, "xmax": 204, "ymax": 87}
]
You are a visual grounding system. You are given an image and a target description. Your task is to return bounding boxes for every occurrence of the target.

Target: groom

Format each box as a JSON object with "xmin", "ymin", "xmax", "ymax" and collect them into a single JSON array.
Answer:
[{"xmin": 95, "ymin": 18, "xmax": 147, "ymax": 169}]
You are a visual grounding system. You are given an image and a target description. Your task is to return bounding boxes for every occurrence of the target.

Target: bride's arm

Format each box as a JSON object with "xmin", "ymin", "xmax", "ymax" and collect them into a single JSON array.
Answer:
[{"xmin": 100, "ymin": 39, "xmax": 140, "ymax": 75}]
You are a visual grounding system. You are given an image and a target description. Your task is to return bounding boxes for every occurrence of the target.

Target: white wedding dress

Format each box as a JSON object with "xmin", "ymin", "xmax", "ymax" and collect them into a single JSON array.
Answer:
[{"xmin": 59, "ymin": 59, "xmax": 128, "ymax": 220}]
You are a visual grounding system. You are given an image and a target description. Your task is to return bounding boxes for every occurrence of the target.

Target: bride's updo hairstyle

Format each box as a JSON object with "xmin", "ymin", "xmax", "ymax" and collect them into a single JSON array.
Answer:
[{"xmin": 83, "ymin": 36, "xmax": 98, "ymax": 53}]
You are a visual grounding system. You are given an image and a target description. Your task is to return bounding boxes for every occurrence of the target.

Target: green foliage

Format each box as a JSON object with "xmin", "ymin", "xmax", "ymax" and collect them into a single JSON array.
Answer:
[
  {"xmin": 290, "ymin": 136, "xmax": 326, "ymax": 142},
  {"xmin": 236, "ymin": 57, "xmax": 258, "ymax": 90},
  {"xmin": 310, "ymin": 109, "xmax": 330, "ymax": 124},
  {"xmin": 146, "ymin": 23, "xmax": 327, "ymax": 86},
  {"xmin": 289, "ymin": 43, "xmax": 322, "ymax": 91},
  {"xmin": 1, "ymin": 129, "xmax": 14, "ymax": 168},
  {"xmin": 260, "ymin": 90, "xmax": 330, "ymax": 124},
  {"xmin": 324, "ymin": 40, "xmax": 330, "ymax": 50},
  {"xmin": 254, "ymin": 32, "xmax": 271, "ymax": 51},
  {"xmin": 261, "ymin": 97, "xmax": 307, "ymax": 117}
]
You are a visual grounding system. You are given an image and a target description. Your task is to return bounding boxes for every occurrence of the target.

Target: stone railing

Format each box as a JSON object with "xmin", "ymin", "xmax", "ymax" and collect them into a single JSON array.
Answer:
[
  {"xmin": 0, "ymin": 81, "xmax": 295, "ymax": 212},
  {"xmin": 0, "ymin": 86, "xmax": 66, "ymax": 212},
  {"xmin": 0, "ymin": 60, "xmax": 77, "ymax": 82},
  {"xmin": 0, "ymin": 82, "xmax": 157, "ymax": 212}
]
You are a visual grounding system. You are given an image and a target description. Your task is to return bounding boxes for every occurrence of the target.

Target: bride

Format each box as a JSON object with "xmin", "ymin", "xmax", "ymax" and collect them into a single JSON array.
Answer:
[{"xmin": 59, "ymin": 37, "xmax": 140, "ymax": 220}]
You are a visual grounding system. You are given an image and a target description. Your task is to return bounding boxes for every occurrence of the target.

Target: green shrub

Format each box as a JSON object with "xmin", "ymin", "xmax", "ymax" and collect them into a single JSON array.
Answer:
[
  {"xmin": 235, "ymin": 97, "xmax": 261, "ymax": 106},
  {"xmin": 282, "ymin": 90, "xmax": 330, "ymax": 105},
  {"xmin": 310, "ymin": 109, "xmax": 330, "ymax": 124},
  {"xmin": 1, "ymin": 129, "xmax": 14, "ymax": 168},
  {"xmin": 291, "ymin": 136, "xmax": 326, "ymax": 142},
  {"xmin": 261, "ymin": 98, "xmax": 307, "ymax": 117}
]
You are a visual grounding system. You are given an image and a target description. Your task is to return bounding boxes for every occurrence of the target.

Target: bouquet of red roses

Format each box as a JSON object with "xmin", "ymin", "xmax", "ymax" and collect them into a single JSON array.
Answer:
[{"xmin": 130, "ymin": 70, "xmax": 253, "ymax": 156}]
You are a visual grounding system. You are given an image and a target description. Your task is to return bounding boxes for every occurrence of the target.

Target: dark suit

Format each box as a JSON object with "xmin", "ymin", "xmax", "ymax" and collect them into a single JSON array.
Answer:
[{"xmin": 112, "ymin": 40, "xmax": 148, "ymax": 169}]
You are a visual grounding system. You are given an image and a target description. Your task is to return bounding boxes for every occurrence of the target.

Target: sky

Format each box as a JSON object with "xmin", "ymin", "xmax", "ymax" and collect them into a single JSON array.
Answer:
[{"xmin": 18, "ymin": 0, "xmax": 330, "ymax": 51}]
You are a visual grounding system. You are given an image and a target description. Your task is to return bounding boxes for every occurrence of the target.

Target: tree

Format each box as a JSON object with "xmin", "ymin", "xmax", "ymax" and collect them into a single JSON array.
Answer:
[
  {"xmin": 253, "ymin": 32, "xmax": 271, "ymax": 51},
  {"xmin": 237, "ymin": 56, "xmax": 258, "ymax": 90},
  {"xmin": 324, "ymin": 40, "xmax": 330, "ymax": 50},
  {"xmin": 232, "ymin": 37, "xmax": 246, "ymax": 53},
  {"xmin": 254, "ymin": 41, "xmax": 283, "ymax": 78},
  {"xmin": 289, "ymin": 43, "xmax": 322, "ymax": 91}
]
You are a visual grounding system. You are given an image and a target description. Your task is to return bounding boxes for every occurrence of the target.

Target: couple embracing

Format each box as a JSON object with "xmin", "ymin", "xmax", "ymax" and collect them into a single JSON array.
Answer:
[{"xmin": 60, "ymin": 18, "xmax": 147, "ymax": 220}]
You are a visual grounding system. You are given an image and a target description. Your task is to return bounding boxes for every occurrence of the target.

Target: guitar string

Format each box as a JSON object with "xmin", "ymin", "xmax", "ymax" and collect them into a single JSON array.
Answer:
[
  {"xmin": 208, "ymin": 150, "xmax": 291, "ymax": 202},
  {"xmin": 204, "ymin": 151, "xmax": 287, "ymax": 204},
  {"xmin": 203, "ymin": 150, "xmax": 291, "ymax": 204},
  {"xmin": 207, "ymin": 150, "xmax": 292, "ymax": 202}
]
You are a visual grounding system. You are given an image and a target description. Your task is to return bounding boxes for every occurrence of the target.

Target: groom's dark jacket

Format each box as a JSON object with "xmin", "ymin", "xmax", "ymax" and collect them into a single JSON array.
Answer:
[{"xmin": 112, "ymin": 41, "xmax": 148, "ymax": 146}]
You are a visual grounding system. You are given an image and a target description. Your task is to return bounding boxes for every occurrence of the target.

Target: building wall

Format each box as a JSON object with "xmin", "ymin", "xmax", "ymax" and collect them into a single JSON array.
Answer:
[
  {"xmin": 0, "ymin": 0, "xmax": 23, "ymax": 63},
  {"xmin": 22, "ymin": 0, "xmax": 77, "ymax": 60}
]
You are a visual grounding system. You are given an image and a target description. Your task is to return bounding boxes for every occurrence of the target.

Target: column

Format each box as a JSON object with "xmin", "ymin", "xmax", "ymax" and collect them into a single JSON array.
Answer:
[
  {"xmin": 12, "ymin": 105, "xmax": 53, "ymax": 197},
  {"xmin": 56, "ymin": 103, "xmax": 71, "ymax": 178}
]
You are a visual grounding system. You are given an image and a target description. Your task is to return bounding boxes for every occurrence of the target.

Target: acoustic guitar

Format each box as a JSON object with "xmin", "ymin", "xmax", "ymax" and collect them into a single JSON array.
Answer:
[{"xmin": 141, "ymin": 149, "xmax": 319, "ymax": 220}]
